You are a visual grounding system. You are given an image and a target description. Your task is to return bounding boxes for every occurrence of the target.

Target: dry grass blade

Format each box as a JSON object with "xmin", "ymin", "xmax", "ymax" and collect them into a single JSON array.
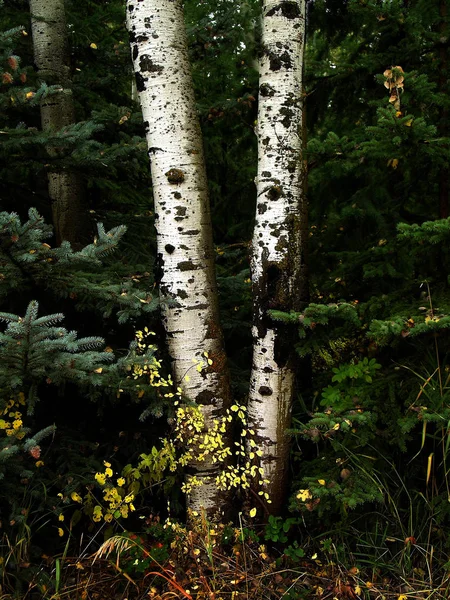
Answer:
[{"xmin": 93, "ymin": 534, "xmax": 133, "ymax": 562}]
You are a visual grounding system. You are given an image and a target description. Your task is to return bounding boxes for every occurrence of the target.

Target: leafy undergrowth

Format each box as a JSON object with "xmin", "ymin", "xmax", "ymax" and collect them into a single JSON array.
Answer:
[{"xmin": 2, "ymin": 516, "xmax": 450, "ymax": 600}]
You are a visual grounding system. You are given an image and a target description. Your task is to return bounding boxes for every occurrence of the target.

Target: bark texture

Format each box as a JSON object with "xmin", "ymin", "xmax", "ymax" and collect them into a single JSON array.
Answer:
[
  {"xmin": 30, "ymin": 0, "xmax": 88, "ymax": 247},
  {"xmin": 126, "ymin": 0, "xmax": 231, "ymax": 518},
  {"xmin": 248, "ymin": 0, "xmax": 307, "ymax": 514}
]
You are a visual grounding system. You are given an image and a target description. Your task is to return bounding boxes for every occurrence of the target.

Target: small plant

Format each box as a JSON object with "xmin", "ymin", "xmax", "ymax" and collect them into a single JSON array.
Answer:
[{"xmin": 264, "ymin": 515, "xmax": 299, "ymax": 544}]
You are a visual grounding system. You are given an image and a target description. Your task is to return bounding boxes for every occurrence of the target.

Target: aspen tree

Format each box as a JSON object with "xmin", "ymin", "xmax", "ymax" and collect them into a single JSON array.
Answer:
[
  {"xmin": 126, "ymin": 0, "xmax": 231, "ymax": 517},
  {"xmin": 30, "ymin": 0, "xmax": 88, "ymax": 247},
  {"xmin": 248, "ymin": 0, "xmax": 307, "ymax": 513}
]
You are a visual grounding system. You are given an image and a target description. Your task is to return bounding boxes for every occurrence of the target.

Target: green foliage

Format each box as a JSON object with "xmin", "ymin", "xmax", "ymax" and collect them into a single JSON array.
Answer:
[
  {"xmin": 0, "ymin": 300, "xmax": 113, "ymax": 408},
  {"xmin": 0, "ymin": 209, "xmax": 158, "ymax": 321},
  {"xmin": 264, "ymin": 515, "xmax": 299, "ymax": 544}
]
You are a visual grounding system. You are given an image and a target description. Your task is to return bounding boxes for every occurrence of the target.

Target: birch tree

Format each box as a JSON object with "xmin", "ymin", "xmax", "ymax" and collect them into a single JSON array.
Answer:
[
  {"xmin": 30, "ymin": 0, "xmax": 87, "ymax": 247},
  {"xmin": 126, "ymin": 0, "xmax": 231, "ymax": 518},
  {"xmin": 248, "ymin": 0, "xmax": 307, "ymax": 513}
]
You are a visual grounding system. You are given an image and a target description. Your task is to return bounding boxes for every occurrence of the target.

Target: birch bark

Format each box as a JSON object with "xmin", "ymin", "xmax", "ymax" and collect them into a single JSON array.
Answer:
[
  {"xmin": 248, "ymin": 0, "xmax": 307, "ymax": 514},
  {"xmin": 126, "ymin": 0, "xmax": 231, "ymax": 518},
  {"xmin": 30, "ymin": 0, "xmax": 88, "ymax": 247}
]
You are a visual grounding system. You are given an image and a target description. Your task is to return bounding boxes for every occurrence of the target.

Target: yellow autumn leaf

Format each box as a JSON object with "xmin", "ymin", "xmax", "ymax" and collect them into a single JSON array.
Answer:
[
  {"xmin": 387, "ymin": 158, "xmax": 399, "ymax": 169},
  {"xmin": 398, "ymin": 595, "xmax": 407, "ymax": 600},
  {"xmin": 93, "ymin": 367, "xmax": 103, "ymax": 374},
  {"xmin": 332, "ymin": 423, "xmax": 340, "ymax": 430},
  {"xmin": 318, "ymin": 479, "xmax": 326, "ymax": 485},
  {"xmin": 426, "ymin": 453, "xmax": 433, "ymax": 486},
  {"xmin": 249, "ymin": 507, "xmax": 257, "ymax": 518},
  {"xmin": 405, "ymin": 118, "xmax": 413, "ymax": 126},
  {"xmin": 90, "ymin": 43, "xmax": 98, "ymax": 49},
  {"xmin": 296, "ymin": 489, "xmax": 312, "ymax": 501}
]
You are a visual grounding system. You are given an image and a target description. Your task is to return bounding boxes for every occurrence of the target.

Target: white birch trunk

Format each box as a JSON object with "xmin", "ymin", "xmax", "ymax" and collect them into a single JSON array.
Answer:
[
  {"xmin": 30, "ymin": 0, "xmax": 88, "ymax": 248},
  {"xmin": 126, "ymin": 0, "xmax": 231, "ymax": 518},
  {"xmin": 248, "ymin": 0, "xmax": 307, "ymax": 514}
]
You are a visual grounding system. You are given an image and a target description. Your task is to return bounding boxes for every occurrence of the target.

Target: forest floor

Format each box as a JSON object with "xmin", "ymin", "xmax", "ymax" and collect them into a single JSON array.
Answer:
[{"xmin": 5, "ymin": 520, "xmax": 449, "ymax": 600}]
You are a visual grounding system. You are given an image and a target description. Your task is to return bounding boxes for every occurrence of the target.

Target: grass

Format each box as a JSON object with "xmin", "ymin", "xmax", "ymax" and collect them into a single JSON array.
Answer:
[{"xmin": 2, "ymin": 512, "xmax": 450, "ymax": 600}]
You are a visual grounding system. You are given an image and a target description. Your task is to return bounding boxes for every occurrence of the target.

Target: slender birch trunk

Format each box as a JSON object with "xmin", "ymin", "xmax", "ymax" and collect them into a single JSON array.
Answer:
[
  {"xmin": 30, "ymin": 0, "xmax": 88, "ymax": 248},
  {"xmin": 248, "ymin": 0, "xmax": 307, "ymax": 514},
  {"xmin": 126, "ymin": 0, "xmax": 231, "ymax": 518}
]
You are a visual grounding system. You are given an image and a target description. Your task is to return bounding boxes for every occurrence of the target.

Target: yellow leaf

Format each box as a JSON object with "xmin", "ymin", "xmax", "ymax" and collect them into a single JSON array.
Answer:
[
  {"xmin": 405, "ymin": 118, "xmax": 413, "ymax": 126},
  {"xmin": 93, "ymin": 368, "xmax": 103, "ymax": 374},
  {"xmin": 318, "ymin": 479, "xmax": 326, "ymax": 485},
  {"xmin": 26, "ymin": 91, "xmax": 34, "ymax": 99},
  {"xmin": 355, "ymin": 585, "xmax": 362, "ymax": 595},
  {"xmin": 296, "ymin": 489, "xmax": 313, "ymax": 501},
  {"xmin": 332, "ymin": 423, "xmax": 340, "ymax": 430},
  {"xmin": 90, "ymin": 43, "xmax": 98, "ymax": 49},
  {"xmin": 398, "ymin": 596, "xmax": 407, "ymax": 600},
  {"xmin": 311, "ymin": 553, "xmax": 318, "ymax": 559},
  {"xmin": 249, "ymin": 507, "xmax": 257, "ymax": 518},
  {"xmin": 387, "ymin": 158, "xmax": 399, "ymax": 169},
  {"xmin": 426, "ymin": 453, "xmax": 433, "ymax": 486},
  {"xmin": 71, "ymin": 492, "xmax": 82, "ymax": 503}
]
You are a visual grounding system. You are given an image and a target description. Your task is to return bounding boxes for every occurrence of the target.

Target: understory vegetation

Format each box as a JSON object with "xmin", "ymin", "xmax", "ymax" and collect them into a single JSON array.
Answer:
[{"xmin": 1, "ymin": 0, "xmax": 450, "ymax": 598}]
